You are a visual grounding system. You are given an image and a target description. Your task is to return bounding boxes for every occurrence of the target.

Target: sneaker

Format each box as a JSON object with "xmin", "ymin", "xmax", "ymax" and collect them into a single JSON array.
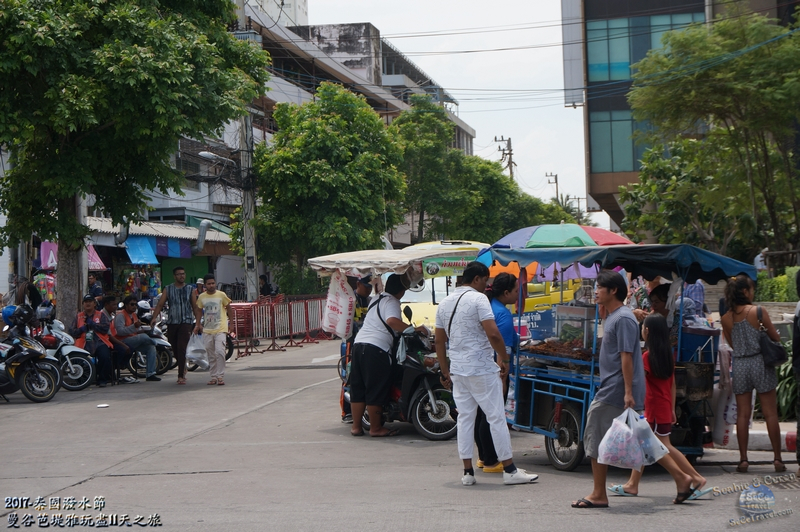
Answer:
[
  {"xmin": 146, "ymin": 375, "xmax": 161, "ymax": 382},
  {"xmin": 503, "ymin": 468, "xmax": 539, "ymax": 485},
  {"xmin": 341, "ymin": 414, "xmax": 353, "ymax": 424},
  {"xmin": 121, "ymin": 376, "xmax": 139, "ymax": 384},
  {"xmin": 461, "ymin": 473, "xmax": 476, "ymax": 486},
  {"xmin": 482, "ymin": 462, "xmax": 504, "ymax": 473}
]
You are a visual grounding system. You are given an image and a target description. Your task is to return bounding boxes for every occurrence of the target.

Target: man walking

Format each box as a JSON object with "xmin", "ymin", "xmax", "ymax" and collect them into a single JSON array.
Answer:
[
  {"xmin": 115, "ymin": 296, "xmax": 161, "ymax": 382},
  {"xmin": 194, "ymin": 274, "xmax": 232, "ymax": 386},
  {"xmin": 572, "ymin": 270, "xmax": 645, "ymax": 509},
  {"xmin": 152, "ymin": 266, "xmax": 198, "ymax": 385},
  {"xmin": 435, "ymin": 261, "xmax": 538, "ymax": 486}
]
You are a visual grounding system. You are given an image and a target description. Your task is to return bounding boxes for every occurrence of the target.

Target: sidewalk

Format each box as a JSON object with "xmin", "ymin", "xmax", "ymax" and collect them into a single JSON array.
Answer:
[{"xmin": 716, "ymin": 421, "xmax": 798, "ymax": 452}]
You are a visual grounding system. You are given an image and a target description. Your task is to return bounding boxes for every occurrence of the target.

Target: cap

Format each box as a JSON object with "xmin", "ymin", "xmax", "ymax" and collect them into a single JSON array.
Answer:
[
  {"xmin": 82, "ymin": 294, "xmax": 96, "ymax": 302},
  {"xmin": 358, "ymin": 275, "xmax": 372, "ymax": 286}
]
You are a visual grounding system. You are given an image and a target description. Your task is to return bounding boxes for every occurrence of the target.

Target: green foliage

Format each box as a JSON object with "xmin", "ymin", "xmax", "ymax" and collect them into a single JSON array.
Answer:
[
  {"xmin": 620, "ymin": 137, "xmax": 754, "ymax": 256},
  {"xmin": 628, "ymin": 8, "xmax": 800, "ymax": 263},
  {"xmin": 775, "ymin": 347, "xmax": 796, "ymax": 421},
  {"xmin": 754, "ymin": 271, "xmax": 790, "ymax": 302},
  {"xmin": 0, "ymin": 0, "xmax": 271, "ymax": 248},
  {"xmin": 274, "ymin": 266, "xmax": 328, "ymax": 296},
  {"xmin": 786, "ymin": 266, "xmax": 800, "ymax": 302},
  {"xmin": 390, "ymin": 95, "xmax": 454, "ymax": 241},
  {"xmin": 251, "ymin": 83, "xmax": 405, "ymax": 289}
]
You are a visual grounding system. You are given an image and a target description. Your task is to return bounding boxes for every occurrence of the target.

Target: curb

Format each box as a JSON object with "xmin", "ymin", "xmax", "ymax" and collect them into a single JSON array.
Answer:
[{"xmin": 718, "ymin": 430, "xmax": 797, "ymax": 452}]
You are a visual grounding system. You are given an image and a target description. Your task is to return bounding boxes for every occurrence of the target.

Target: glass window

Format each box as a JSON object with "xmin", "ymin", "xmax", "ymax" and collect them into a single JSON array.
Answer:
[
  {"xmin": 587, "ymin": 28, "xmax": 610, "ymax": 82},
  {"xmin": 611, "ymin": 120, "xmax": 634, "ymax": 172},
  {"xmin": 608, "ymin": 24, "xmax": 630, "ymax": 80},
  {"xmin": 672, "ymin": 13, "xmax": 692, "ymax": 25},
  {"xmin": 590, "ymin": 120, "xmax": 612, "ymax": 173}
]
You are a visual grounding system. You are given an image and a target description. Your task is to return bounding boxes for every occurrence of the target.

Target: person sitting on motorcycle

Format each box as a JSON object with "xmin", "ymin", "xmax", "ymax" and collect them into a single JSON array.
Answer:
[
  {"xmin": 70, "ymin": 295, "xmax": 113, "ymax": 388},
  {"xmin": 100, "ymin": 296, "xmax": 137, "ymax": 384},
  {"xmin": 115, "ymin": 296, "xmax": 161, "ymax": 382},
  {"xmin": 349, "ymin": 274, "xmax": 417, "ymax": 437}
]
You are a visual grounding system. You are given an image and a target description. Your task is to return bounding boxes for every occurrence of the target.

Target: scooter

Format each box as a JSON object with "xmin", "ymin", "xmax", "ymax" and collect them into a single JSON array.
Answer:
[
  {"xmin": 344, "ymin": 307, "xmax": 458, "ymax": 441},
  {"xmin": 36, "ymin": 304, "xmax": 95, "ymax": 392},
  {"xmin": 124, "ymin": 300, "xmax": 173, "ymax": 378},
  {"xmin": 0, "ymin": 305, "xmax": 61, "ymax": 403}
]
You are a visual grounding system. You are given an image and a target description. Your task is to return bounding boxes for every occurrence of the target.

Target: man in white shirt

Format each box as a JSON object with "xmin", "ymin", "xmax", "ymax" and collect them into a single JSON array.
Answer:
[
  {"xmin": 435, "ymin": 261, "xmax": 538, "ymax": 486},
  {"xmin": 349, "ymin": 274, "xmax": 412, "ymax": 437}
]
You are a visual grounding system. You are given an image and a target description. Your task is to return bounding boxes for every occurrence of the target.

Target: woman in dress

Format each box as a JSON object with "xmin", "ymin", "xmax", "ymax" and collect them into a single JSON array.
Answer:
[{"xmin": 720, "ymin": 274, "xmax": 785, "ymax": 473}]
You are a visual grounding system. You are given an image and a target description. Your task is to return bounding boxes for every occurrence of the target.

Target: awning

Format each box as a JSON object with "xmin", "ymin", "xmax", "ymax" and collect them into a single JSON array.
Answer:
[
  {"xmin": 125, "ymin": 236, "xmax": 159, "ymax": 265},
  {"xmin": 40, "ymin": 242, "xmax": 108, "ymax": 271}
]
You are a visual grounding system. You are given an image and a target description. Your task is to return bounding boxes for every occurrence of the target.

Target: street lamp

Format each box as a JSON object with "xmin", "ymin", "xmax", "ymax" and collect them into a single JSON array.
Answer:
[{"xmin": 197, "ymin": 150, "xmax": 259, "ymax": 302}]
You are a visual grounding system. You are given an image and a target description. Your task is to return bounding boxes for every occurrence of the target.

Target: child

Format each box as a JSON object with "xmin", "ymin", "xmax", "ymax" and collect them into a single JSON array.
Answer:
[{"xmin": 608, "ymin": 314, "xmax": 711, "ymax": 503}]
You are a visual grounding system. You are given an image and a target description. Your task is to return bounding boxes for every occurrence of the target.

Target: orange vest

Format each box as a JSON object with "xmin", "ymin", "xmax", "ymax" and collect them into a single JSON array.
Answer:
[
  {"xmin": 114, "ymin": 310, "xmax": 137, "ymax": 340},
  {"xmin": 74, "ymin": 312, "xmax": 112, "ymax": 349}
]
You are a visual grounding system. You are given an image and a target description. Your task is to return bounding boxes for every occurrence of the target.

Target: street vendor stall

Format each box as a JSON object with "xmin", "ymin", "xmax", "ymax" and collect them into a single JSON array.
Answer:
[{"xmin": 486, "ymin": 244, "xmax": 756, "ymax": 470}]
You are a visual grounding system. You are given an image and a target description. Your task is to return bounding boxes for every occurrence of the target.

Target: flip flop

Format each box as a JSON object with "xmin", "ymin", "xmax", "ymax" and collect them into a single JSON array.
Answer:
[
  {"xmin": 687, "ymin": 487, "xmax": 714, "ymax": 501},
  {"xmin": 370, "ymin": 429, "xmax": 400, "ymax": 438},
  {"xmin": 351, "ymin": 429, "xmax": 365, "ymax": 437},
  {"xmin": 674, "ymin": 491, "xmax": 693, "ymax": 504},
  {"xmin": 571, "ymin": 498, "xmax": 608, "ymax": 509},
  {"xmin": 608, "ymin": 485, "xmax": 637, "ymax": 497}
]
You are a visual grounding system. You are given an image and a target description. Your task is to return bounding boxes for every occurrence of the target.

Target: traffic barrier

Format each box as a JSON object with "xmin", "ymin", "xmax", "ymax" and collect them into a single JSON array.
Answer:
[
  {"xmin": 283, "ymin": 301, "xmax": 306, "ymax": 348},
  {"xmin": 253, "ymin": 303, "xmax": 284, "ymax": 352},
  {"xmin": 307, "ymin": 299, "xmax": 333, "ymax": 340},
  {"xmin": 230, "ymin": 303, "xmax": 262, "ymax": 359}
]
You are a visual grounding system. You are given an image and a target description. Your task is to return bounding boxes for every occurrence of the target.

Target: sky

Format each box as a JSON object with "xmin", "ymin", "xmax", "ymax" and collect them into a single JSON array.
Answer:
[{"xmin": 306, "ymin": 0, "xmax": 610, "ymax": 228}]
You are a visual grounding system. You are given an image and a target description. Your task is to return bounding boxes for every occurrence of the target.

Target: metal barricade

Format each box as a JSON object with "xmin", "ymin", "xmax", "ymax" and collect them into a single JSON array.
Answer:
[
  {"xmin": 253, "ymin": 303, "xmax": 284, "ymax": 352},
  {"xmin": 230, "ymin": 303, "xmax": 262, "ymax": 359},
  {"xmin": 307, "ymin": 298, "xmax": 333, "ymax": 340}
]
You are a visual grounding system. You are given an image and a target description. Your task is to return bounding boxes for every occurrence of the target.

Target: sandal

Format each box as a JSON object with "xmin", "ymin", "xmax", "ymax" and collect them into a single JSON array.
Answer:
[
  {"xmin": 774, "ymin": 460, "xmax": 786, "ymax": 473},
  {"xmin": 674, "ymin": 491, "xmax": 693, "ymax": 504},
  {"xmin": 177, "ymin": 377, "xmax": 187, "ymax": 385},
  {"xmin": 217, "ymin": 379, "xmax": 225, "ymax": 386},
  {"xmin": 207, "ymin": 378, "xmax": 218, "ymax": 385},
  {"xmin": 736, "ymin": 460, "xmax": 749, "ymax": 473}
]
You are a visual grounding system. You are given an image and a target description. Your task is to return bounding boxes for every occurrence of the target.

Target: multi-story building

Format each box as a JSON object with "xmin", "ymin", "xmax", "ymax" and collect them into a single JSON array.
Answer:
[{"xmin": 561, "ymin": 0, "xmax": 796, "ymax": 227}]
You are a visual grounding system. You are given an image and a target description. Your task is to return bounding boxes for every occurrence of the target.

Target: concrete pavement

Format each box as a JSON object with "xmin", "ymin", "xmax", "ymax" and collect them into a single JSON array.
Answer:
[{"xmin": 1, "ymin": 339, "xmax": 799, "ymax": 531}]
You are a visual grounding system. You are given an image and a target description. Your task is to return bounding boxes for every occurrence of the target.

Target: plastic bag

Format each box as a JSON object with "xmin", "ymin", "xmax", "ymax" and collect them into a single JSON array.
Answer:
[
  {"xmin": 186, "ymin": 334, "xmax": 209, "ymax": 370},
  {"xmin": 712, "ymin": 385, "xmax": 734, "ymax": 447},
  {"xmin": 597, "ymin": 408, "xmax": 645, "ymax": 470},
  {"xmin": 630, "ymin": 413, "xmax": 669, "ymax": 466},
  {"xmin": 505, "ymin": 374, "xmax": 516, "ymax": 424}
]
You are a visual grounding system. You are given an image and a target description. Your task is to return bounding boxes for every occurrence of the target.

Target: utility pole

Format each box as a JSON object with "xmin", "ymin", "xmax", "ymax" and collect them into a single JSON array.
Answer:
[
  {"xmin": 494, "ymin": 136, "xmax": 516, "ymax": 179},
  {"xmin": 546, "ymin": 172, "xmax": 558, "ymax": 199}
]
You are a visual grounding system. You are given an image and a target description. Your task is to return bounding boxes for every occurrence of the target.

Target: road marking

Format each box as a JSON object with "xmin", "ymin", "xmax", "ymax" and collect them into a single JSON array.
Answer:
[{"xmin": 311, "ymin": 354, "xmax": 339, "ymax": 364}]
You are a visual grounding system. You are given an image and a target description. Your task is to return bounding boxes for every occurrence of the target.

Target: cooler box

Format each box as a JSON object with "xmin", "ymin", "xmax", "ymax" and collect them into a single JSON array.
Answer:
[
  {"xmin": 679, "ymin": 327, "xmax": 720, "ymax": 363},
  {"xmin": 518, "ymin": 308, "xmax": 554, "ymax": 340}
]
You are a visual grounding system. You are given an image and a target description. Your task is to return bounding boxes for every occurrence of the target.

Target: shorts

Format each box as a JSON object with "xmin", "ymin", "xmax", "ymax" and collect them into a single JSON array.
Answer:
[
  {"xmin": 732, "ymin": 354, "xmax": 778, "ymax": 395},
  {"xmin": 649, "ymin": 421, "xmax": 672, "ymax": 437},
  {"xmin": 583, "ymin": 400, "xmax": 625, "ymax": 460},
  {"xmin": 349, "ymin": 343, "xmax": 394, "ymax": 406}
]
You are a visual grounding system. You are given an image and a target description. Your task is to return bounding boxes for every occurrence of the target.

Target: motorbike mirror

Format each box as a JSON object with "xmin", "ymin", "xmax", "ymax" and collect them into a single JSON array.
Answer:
[
  {"xmin": 403, "ymin": 306, "xmax": 413, "ymax": 321},
  {"xmin": 2, "ymin": 325, "xmax": 8, "ymax": 332}
]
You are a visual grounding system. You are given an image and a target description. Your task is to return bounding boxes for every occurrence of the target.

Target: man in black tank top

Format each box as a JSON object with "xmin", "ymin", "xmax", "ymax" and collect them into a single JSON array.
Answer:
[{"xmin": 152, "ymin": 266, "xmax": 198, "ymax": 385}]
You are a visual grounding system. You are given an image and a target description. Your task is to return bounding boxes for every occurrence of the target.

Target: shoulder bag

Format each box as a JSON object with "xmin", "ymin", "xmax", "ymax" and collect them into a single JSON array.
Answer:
[
  {"xmin": 368, "ymin": 295, "xmax": 403, "ymax": 362},
  {"xmin": 757, "ymin": 306, "xmax": 788, "ymax": 368}
]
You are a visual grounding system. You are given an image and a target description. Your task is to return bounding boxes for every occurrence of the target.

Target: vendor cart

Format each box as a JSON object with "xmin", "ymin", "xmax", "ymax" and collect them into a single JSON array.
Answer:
[{"xmin": 486, "ymin": 244, "xmax": 756, "ymax": 470}]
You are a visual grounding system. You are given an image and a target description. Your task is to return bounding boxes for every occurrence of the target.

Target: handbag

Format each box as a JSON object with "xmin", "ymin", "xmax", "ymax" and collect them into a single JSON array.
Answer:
[{"xmin": 756, "ymin": 306, "xmax": 788, "ymax": 368}]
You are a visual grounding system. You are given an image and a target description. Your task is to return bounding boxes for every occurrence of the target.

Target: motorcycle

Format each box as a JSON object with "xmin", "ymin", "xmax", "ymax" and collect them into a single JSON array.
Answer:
[
  {"xmin": 344, "ymin": 307, "xmax": 458, "ymax": 441},
  {"xmin": 123, "ymin": 300, "xmax": 173, "ymax": 379},
  {"xmin": 35, "ymin": 304, "xmax": 95, "ymax": 392},
  {"xmin": 0, "ymin": 305, "xmax": 61, "ymax": 403}
]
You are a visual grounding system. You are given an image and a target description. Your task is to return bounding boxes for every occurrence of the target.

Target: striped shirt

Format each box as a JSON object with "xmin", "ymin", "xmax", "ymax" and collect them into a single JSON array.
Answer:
[{"xmin": 164, "ymin": 284, "xmax": 195, "ymax": 325}]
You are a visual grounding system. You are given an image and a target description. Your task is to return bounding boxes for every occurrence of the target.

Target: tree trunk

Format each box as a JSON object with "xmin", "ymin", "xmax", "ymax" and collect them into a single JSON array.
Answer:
[
  {"xmin": 417, "ymin": 208, "xmax": 425, "ymax": 243},
  {"xmin": 55, "ymin": 194, "xmax": 84, "ymax": 327}
]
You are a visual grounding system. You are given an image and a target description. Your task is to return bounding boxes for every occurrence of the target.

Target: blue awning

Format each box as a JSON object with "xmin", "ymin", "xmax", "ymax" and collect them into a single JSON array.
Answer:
[{"xmin": 125, "ymin": 236, "xmax": 159, "ymax": 265}]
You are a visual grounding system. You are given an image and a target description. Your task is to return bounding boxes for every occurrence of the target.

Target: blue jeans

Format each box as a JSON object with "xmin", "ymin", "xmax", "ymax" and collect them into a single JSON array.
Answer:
[{"xmin": 123, "ymin": 334, "xmax": 157, "ymax": 377}]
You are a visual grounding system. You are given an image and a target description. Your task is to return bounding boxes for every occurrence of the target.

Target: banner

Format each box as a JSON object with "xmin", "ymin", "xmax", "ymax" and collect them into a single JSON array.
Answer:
[
  {"xmin": 421, "ymin": 256, "xmax": 476, "ymax": 278},
  {"xmin": 40, "ymin": 242, "xmax": 107, "ymax": 271},
  {"xmin": 321, "ymin": 271, "xmax": 356, "ymax": 339}
]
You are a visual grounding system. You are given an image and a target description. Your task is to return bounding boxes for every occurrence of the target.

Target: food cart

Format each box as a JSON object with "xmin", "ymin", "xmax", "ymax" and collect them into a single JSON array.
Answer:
[{"xmin": 486, "ymin": 244, "xmax": 756, "ymax": 470}]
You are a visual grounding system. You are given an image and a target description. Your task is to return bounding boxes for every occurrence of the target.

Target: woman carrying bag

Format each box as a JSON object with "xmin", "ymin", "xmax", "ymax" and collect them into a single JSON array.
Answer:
[{"xmin": 720, "ymin": 274, "xmax": 785, "ymax": 473}]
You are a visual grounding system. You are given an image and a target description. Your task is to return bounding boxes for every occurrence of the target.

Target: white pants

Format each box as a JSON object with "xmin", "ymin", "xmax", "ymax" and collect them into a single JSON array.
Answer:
[
  {"xmin": 203, "ymin": 333, "xmax": 227, "ymax": 379},
  {"xmin": 451, "ymin": 373, "xmax": 512, "ymax": 461}
]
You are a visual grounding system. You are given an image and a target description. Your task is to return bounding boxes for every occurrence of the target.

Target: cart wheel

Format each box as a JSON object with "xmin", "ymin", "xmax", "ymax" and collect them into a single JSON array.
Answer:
[{"xmin": 545, "ymin": 402, "xmax": 585, "ymax": 471}]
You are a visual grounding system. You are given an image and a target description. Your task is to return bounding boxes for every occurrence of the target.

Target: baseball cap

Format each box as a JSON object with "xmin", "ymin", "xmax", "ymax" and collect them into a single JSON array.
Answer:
[
  {"xmin": 82, "ymin": 294, "xmax": 96, "ymax": 302},
  {"xmin": 358, "ymin": 275, "xmax": 372, "ymax": 286}
]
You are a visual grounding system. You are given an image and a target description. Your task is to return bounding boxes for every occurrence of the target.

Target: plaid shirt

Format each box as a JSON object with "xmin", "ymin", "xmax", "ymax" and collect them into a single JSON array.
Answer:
[{"xmin": 683, "ymin": 281, "xmax": 705, "ymax": 316}]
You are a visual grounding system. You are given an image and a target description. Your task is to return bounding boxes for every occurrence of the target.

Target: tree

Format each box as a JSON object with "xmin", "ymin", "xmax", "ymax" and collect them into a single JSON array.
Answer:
[
  {"xmin": 620, "ymin": 137, "xmax": 755, "ymax": 257},
  {"xmin": 250, "ymin": 82, "xmax": 405, "ymax": 290},
  {"xmin": 552, "ymin": 194, "xmax": 595, "ymax": 226},
  {"xmin": 429, "ymin": 154, "xmax": 575, "ymax": 243},
  {"xmin": 0, "ymin": 0, "xmax": 270, "ymax": 321},
  {"xmin": 628, "ymin": 6, "xmax": 800, "ymax": 262},
  {"xmin": 390, "ymin": 95, "xmax": 454, "ymax": 242}
]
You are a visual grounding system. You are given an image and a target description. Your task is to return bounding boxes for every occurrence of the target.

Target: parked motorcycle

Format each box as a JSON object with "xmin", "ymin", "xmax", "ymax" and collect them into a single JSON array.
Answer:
[
  {"xmin": 124, "ymin": 300, "xmax": 173, "ymax": 378},
  {"xmin": 36, "ymin": 304, "xmax": 95, "ymax": 392},
  {"xmin": 0, "ymin": 305, "xmax": 61, "ymax": 403},
  {"xmin": 344, "ymin": 308, "xmax": 457, "ymax": 441}
]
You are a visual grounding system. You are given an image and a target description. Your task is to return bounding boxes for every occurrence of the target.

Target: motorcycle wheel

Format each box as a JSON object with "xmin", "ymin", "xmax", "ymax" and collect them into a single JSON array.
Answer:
[
  {"xmin": 36, "ymin": 360, "xmax": 62, "ymax": 391},
  {"xmin": 155, "ymin": 347, "xmax": 173, "ymax": 375},
  {"xmin": 60, "ymin": 355, "xmax": 95, "ymax": 391},
  {"xmin": 544, "ymin": 402, "xmax": 585, "ymax": 471},
  {"xmin": 127, "ymin": 351, "xmax": 147, "ymax": 378},
  {"xmin": 17, "ymin": 366, "xmax": 59, "ymax": 403},
  {"xmin": 411, "ymin": 388, "xmax": 458, "ymax": 441}
]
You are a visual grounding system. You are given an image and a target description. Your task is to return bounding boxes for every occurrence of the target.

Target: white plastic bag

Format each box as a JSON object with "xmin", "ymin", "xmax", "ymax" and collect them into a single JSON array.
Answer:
[
  {"xmin": 321, "ymin": 271, "xmax": 356, "ymax": 340},
  {"xmin": 598, "ymin": 408, "xmax": 645, "ymax": 470},
  {"xmin": 712, "ymin": 385, "xmax": 734, "ymax": 447},
  {"xmin": 186, "ymin": 334, "xmax": 209, "ymax": 370},
  {"xmin": 722, "ymin": 387, "xmax": 738, "ymax": 425},
  {"xmin": 630, "ymin": 413, "xmax": 669, "ymax": 466}
]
